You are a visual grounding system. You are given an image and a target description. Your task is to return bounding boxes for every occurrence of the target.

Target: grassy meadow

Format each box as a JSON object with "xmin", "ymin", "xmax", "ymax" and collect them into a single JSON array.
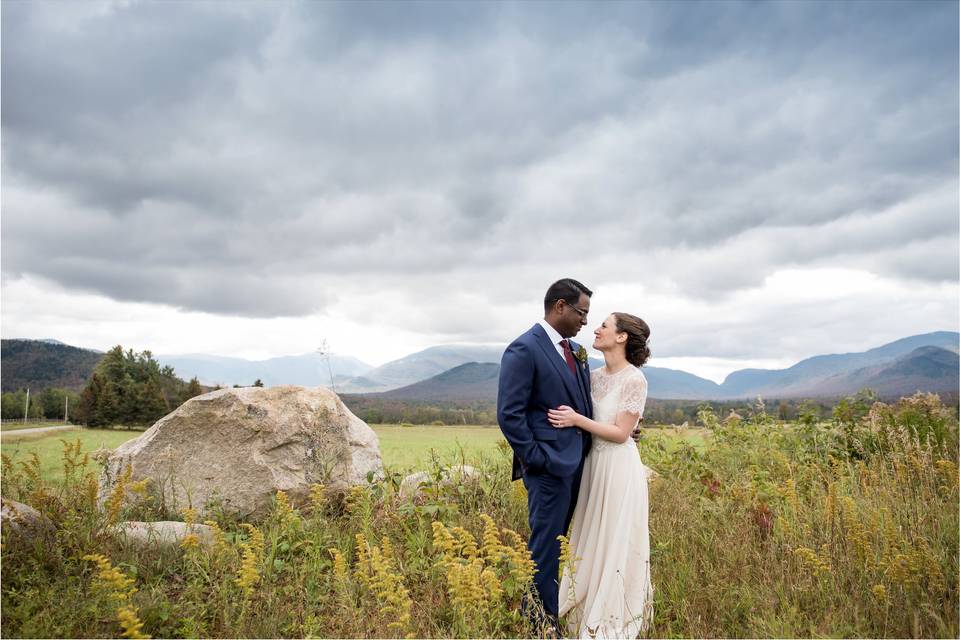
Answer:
[
  {"xmin": 1, "ymin": 395, "xmax": 957, "ymax": 638},
  {"xmin": 0, "ymin": 424, "xmax": 708, "ymax": 480}
]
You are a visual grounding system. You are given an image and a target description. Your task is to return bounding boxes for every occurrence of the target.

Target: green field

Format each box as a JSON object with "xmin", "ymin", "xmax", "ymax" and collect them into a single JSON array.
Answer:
[
  {"xmin": 0, "ymin": 424, "xmax": 707, "ymax": 481},
  {"xmin": 1, "ymin": 428, "xmax": 142, "ymax": 480}
]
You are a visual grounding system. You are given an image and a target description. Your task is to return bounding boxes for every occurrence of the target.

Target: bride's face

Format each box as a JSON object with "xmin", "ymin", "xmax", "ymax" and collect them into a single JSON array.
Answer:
[{"xmin": 592, "ymin": 314, "xmax": 626, "ymax": 352}]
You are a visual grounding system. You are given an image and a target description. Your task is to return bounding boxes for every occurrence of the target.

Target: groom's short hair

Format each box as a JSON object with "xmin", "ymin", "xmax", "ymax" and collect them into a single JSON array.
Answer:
[{"xmin": 544, "ymin": 278, "xmax": 593, "ymax": 313}]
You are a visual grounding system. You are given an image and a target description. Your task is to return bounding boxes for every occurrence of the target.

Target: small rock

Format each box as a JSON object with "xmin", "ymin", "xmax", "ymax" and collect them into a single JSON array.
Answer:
[
  {"xmin": 0, "ymin": 497, "xmax": 54, "ymax": 536},
  {"xmin": 399, "ymin": 464, "xmax": 480, "ymax": 499},
  {"xmin": 112, "ymin": 521, "xmax": 216, "ymax": 548}
]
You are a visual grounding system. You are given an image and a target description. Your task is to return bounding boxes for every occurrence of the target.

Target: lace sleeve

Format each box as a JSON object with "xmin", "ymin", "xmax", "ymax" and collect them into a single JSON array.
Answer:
[{"xmin": 618, "ymin": 371, "xmax": 648, "ymax": 417}]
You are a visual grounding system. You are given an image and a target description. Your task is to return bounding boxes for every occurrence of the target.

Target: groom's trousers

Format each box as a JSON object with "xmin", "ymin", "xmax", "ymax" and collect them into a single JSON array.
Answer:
[{"xmin": 522, "ymin": 459, "xmax": 585, "ymax": 621}]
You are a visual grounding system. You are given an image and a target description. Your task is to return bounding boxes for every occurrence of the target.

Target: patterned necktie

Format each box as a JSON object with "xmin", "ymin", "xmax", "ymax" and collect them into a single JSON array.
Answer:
[{"xmin": 559, "ymin": 339, "xmax": 577, "ymax": 375}]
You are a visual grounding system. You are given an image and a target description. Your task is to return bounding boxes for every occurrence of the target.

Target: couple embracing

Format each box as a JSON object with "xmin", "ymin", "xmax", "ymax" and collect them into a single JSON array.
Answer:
[{"xmin": 497, "ymin": 278, "xmax": 654, "ymax": 639}]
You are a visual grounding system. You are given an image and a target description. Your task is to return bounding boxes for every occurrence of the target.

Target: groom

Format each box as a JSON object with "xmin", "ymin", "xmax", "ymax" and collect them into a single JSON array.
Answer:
[{"xmin": 497, "ymin": 278, "xmax": 594, "ymax": 628}]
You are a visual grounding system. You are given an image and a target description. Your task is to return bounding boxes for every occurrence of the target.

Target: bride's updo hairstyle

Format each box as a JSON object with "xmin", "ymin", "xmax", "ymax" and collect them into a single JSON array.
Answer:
[{"xmin": 614, "ymin": 313, "xmax": 651, "ymax": 367}]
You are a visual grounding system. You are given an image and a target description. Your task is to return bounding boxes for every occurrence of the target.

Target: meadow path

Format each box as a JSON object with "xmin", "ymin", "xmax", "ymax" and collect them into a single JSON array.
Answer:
[{"xmin": 1, "ymin": 425, "xmax": 79, "ymax": 438}]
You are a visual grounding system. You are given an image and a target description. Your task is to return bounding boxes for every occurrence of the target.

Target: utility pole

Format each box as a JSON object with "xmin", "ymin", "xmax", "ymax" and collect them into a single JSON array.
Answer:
[
  {"xmin": 65, "ymin": 395, "xmax": 69, "ymax": 424},
  {"xmin": 23, "ymin": 388, "xmax": 29, "ymax": 424}
]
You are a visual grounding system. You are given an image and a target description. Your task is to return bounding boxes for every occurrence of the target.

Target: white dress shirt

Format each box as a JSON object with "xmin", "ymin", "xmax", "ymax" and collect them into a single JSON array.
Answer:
[{"xmin": 538, "ymin": 319, "xmax": 569, "ymax": 364}]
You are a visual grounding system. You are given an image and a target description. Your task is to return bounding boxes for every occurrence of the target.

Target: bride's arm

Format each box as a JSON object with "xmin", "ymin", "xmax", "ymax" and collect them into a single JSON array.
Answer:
[{"xmin": 547, "ymin": 406, "xmax": 638, "ymax": 444}]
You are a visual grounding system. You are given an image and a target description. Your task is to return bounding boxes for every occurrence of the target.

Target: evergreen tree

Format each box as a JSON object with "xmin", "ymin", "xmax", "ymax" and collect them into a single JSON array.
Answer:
[
  {"xmin": 1, "ymin": 391, "xmax": 26, "ymax": 420},
  {"xmin": 135, "ymin": 380, "xmax": 168, "ymax": 424},
  {"xmin": 75, "ymin": 345, "xmax": 194, "ymax": 427},
  {"xmin": 181, "ymin": 377, "xmax": 203, "ymax": 404}
]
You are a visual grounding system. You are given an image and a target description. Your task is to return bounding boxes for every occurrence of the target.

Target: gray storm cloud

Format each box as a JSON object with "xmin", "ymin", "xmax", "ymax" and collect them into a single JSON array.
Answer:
[{"xmin": 1, "ymin": 0, "xmax": 957, "ymax": 319}]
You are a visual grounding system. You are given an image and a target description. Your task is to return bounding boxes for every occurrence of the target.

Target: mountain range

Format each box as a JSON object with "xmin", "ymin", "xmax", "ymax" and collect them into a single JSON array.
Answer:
[
  {"xmin": 372, "ymin": 341, "xmax": 958, "ymax": 403},
  {"xmin": 2, "ymin": 331, "xmax": 957, "ymax": 400}
]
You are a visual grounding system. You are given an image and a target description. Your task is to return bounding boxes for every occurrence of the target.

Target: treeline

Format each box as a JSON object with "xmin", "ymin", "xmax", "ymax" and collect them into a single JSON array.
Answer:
[
  {"xmin": 72, "ymin": 346, "xmax": 203, "ymax": 427},
  {"xmin": 339, "ymin": 395, "xmax": 836, "ymax": 426},
  {"xmin": 643, "ymin": 397, "xmax": 839, "ymax": 425},
  {"xmin": 1, "ymin": 388, "xmax": 81, "ymax": 421},
  {"xmin": 340, "ymin": 395, "xmax": 497, "ymax": 426},
  {"xmin": 341, "ymin": 391, "xmax": 959, "ymax": 427}
]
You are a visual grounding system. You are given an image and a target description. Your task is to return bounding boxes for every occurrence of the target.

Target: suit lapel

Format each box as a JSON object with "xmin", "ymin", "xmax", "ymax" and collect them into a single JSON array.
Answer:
[
  {"xmin": 532, "ymin": 325, "xmax": 583, "ymax": 409},
  {"xmin": 570, "ymin": 340, "xmax": 593, "ymax": 417}
]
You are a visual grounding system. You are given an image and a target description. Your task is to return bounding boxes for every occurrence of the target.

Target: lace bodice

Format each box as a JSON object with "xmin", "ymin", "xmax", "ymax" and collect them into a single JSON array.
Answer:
[{"xmin": 590, "ymin": 366, "xmax": 648, "ymax": 451}]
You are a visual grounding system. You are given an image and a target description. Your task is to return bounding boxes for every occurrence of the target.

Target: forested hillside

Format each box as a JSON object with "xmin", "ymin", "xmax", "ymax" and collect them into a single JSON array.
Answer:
[{"xmin": 1, "ymin": 339, "xmax": 103, "ymax": 392}]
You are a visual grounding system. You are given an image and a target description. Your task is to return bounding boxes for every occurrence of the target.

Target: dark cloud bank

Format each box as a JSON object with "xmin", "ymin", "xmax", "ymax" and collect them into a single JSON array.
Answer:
[{"xmin": 2, "ymin": 1, "xmax": 957, "ymax": 322}]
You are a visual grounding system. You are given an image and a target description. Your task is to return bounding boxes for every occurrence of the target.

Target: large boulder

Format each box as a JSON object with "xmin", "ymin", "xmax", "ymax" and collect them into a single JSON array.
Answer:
[{"xmin": 100, "ymin": 386, "xmax": 382, "ymax": 519}]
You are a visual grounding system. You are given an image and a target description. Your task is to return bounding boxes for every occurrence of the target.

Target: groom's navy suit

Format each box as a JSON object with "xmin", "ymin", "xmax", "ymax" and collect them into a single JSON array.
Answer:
[{"xmin": 497, "ymin": 322, "xmax": 593, "ymax": 620}]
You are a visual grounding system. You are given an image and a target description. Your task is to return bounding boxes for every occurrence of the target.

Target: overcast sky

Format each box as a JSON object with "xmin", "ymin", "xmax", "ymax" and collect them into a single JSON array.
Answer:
[{"xmin": 2, "ymin": 0, "xmax": 957, "ymax": 382}]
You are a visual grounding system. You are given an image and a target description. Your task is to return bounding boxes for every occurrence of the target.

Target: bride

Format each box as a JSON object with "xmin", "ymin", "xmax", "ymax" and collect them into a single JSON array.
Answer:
[{"xmin": 547, "ymin": 312, "xmax": 654, "ymax": 639}]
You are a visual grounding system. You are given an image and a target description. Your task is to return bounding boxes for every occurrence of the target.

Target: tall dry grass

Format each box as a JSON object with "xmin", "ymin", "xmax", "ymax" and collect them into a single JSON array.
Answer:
[{"xmin": 1, "ymin": 392, "xmax": 956, "ymax": 638}]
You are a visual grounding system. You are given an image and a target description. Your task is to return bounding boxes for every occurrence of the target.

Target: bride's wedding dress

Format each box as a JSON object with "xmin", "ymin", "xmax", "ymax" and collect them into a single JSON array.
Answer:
[{"xmin": 558, "ymin": 366, "xmax": 654, "ymax": 639}]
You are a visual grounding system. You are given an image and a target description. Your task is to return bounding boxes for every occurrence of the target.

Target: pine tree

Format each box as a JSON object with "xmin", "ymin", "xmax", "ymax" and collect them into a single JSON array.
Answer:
[{"xmin": 181, "ymin": 377, "xmax": 203, "ymax": 403}]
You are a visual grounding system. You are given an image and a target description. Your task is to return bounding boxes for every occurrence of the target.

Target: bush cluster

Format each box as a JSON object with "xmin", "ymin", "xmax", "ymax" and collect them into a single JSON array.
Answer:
[{"xmin": 72, "ymin": 346, "xmax": 203, "ymax": 427}]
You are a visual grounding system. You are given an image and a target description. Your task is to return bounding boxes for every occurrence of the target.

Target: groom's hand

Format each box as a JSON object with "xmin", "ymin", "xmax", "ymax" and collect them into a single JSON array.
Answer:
[{"xmin": 630, "ymin": 417, "xmax": 644, "ymax": 442}]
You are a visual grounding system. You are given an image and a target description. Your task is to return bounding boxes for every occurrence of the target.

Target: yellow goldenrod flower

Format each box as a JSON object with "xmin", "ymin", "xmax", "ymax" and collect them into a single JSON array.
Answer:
[
  {"xmin": 793, "ymin": 546, "xmax": 831, "ymax": 576},
  {"xmin": 117, "ymin": 605, "xmax": 150, "ymax": 639},
  {"xmin": 181, "ymin": 507, "xmax": 197, "ymax": 525},
  {"xmin": 329, "ymin": 548, "xmax": 349, "ymax": 583},
  {"xmin": 871, "ymin": 584, "xmax": 888, "ymax": 604},
  {"xmin": 234, "ymin": 524, "xmax": 264, "ymax": 595},
  {"xmin": 479, "ymin": 514, "xmax": 506, "ymax": 562},
  {"xmin": 104, "ymin": 465, "xmax": 133, "ymax": 525},
  {"xmin": 203, "ymin": 521, "xmax": 230, "ymax": 555},
  {"xmin": 84, "ymin": 553, "xmax": 136, "ymax": 601},
  {"xmin": 451, "ymin": 526, "xmax": 478, "ymax": 559},
  {"xmin": 274, "ymin": 490, "xmax": 300, "ymax": 528},
  {"xmin": 83, "ymin": 554, "xmax": 148, "ymax": 638},
  {"xmin": 310, "ymin": 483, "xmax": 326, "ymax": 512}
]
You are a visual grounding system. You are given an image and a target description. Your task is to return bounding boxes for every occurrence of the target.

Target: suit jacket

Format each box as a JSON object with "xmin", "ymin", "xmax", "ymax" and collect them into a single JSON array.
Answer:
[{"xmin": 497, "ymin": 323, "xmax": 593, "ymax": 479}]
